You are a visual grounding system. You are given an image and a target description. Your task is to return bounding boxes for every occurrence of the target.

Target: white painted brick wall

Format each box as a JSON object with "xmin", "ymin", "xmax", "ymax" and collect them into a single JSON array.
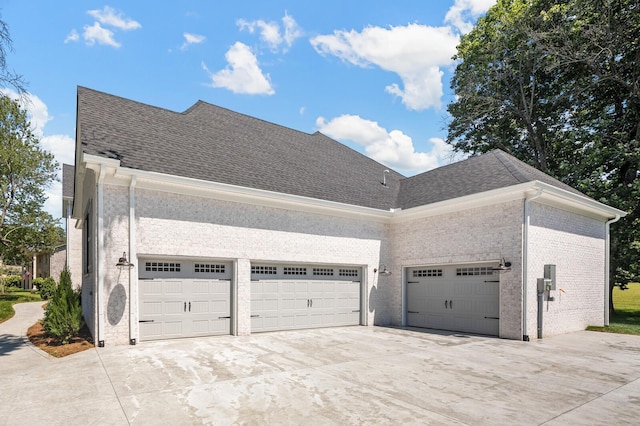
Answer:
[
  {"xmin": 100, "ymin": 186, "xmax": 389, "ymax": 345},
  {"xmin": 527, "ymin": 202, "xmax": 606, "ymax": 338},
  {"xmin": 390, "ymin": 200, "xmax": 525, "ymax": 339}
]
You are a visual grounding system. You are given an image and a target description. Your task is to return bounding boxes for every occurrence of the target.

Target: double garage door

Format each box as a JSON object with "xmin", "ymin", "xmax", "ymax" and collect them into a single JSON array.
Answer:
[
  {"xmin": 251, "ymin": 265, "xmax": 362, "ymax": 333},
  {"xmin": 406, "ymin": 264, "xmax": 499, "ymax": 336},
  {"xmin": 139, "ymin": 260, "xmax": 232, "ymax": 341}
]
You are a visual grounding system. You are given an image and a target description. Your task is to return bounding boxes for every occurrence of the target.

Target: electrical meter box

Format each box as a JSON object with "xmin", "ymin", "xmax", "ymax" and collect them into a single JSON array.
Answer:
[{"xmin": 544, "ymin": 264, "xmax": 556, "ymax": 290}]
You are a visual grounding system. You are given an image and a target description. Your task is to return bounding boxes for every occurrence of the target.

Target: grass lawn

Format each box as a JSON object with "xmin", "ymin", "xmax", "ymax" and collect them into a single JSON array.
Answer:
[
  {"xmin": 0, "ymin": 288, "xmax": 43, "ymax": 324},
  {"xmin": 587, "ymin": 283, "xmax": 640, "ymax": 335}
]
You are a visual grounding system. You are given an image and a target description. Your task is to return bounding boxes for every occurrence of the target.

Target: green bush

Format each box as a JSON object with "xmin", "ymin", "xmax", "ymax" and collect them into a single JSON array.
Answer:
[
  {"xmin": 33, "ymin": 277, "xmax": 56, "ymax": 300},
  {"xmin": 5, "ymin": 275, "xmax": 21, "ymax": 288},
  {"xmin": 42, "ymin": 268, "xmax": 84, "ymax": 344}
]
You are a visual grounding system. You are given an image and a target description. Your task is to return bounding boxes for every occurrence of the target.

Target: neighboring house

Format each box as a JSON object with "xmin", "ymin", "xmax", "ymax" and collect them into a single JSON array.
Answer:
[
  {"xmin": 72, "ymin": 86, "xmax": 625, "ymax": 346},
  {"xmin": 63, "ymin": 164, "xmax": 83, "ymax": 288}
]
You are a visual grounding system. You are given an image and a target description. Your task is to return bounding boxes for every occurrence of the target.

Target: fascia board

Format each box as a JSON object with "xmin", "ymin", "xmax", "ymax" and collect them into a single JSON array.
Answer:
[
  {"xmin": 97, "ymin": 163, "xmax": 394, "ymax": 223},
  {"xmin": 391, "ymin": 182, "xmax": 533, "ymax": 223},
  {"xmin": 533, "ymin": 181, "xmax": 627, "ymax": 220}
]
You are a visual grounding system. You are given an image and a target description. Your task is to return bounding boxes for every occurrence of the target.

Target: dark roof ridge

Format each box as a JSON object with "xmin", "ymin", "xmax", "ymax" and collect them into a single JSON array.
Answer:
[
  {"xmin": 491, "ymin": 149, "xmax": 532, "ymax": 183},
  {"xmin": 78, "ymin": 86, "xmax": 184, "ymax": 117}
]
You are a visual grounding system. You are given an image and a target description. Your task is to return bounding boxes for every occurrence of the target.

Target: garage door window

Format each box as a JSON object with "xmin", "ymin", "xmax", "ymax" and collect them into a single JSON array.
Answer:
[
  {"xmin": 195, "ymin": 263, "xmax": 225, "ymax": 273},
  {"xmin": 413, "ymin": 269, "xmax": 443, "ymax": 277},
  {"xmin": 284, "ymin": 267, "xmax": 307, "ymax": 275},
  {"xmin": 313, "ymin": 268, "xmax": 334, "ymax": 276},
  {"xmin": 145, "ymin": 262, "xmax": 181, "ymax": 272},
  {"xmin": 456, "ymin": 267, "xmax": 493, "ymax": 276},
  {"xmin": 252, "ymin": 265, "xmax": 277, "ymax": 275}
]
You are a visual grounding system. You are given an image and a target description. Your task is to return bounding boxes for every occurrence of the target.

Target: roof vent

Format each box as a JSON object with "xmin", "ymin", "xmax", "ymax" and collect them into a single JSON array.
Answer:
[{"xmin": 381, "ymin": 169, "xmax": 390, "ymax": 186}]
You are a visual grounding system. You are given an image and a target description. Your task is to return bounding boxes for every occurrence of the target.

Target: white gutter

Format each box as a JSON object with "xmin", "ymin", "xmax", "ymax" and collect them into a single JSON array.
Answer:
[
  {"xmin": 523, "ymin": 188, "xmax": 543, "ymax": 341},
  {"xmin": 604, "ymin": 214, "xmax": 621, "ymax": 326},
  {"xmin": 97, "ymin": 165, "xmax": 106, "ymax": 346},
  {"xmin": 128, "ymin": 176, "xmax": 137, "ymax": 344},
  {"xmin": 65, "ymin": 202, "xmax": 71, "ymax": 269}
]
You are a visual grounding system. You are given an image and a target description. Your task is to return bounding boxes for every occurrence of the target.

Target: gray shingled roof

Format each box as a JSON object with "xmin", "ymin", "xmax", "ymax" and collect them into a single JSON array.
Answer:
[
  {"xmin": 62, "ymin": 164, "xmax": 75, "ymax": 199},
  {"xmin": 77, "ymin": 87, "xmax": 587, "ymax": 212},
  {"xmin": 77, "ymin": 87, "xmax": 403, "ymax": 210},
  {"xmin": 397, "ymin": 150, "xmax": 585, "ymax": 209}
]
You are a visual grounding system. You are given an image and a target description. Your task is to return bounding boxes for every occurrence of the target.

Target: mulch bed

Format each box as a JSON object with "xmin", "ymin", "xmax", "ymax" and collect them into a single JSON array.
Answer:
[{"xmin": 27, "ymin": 321, "xmax": 94, "ymax": 358}]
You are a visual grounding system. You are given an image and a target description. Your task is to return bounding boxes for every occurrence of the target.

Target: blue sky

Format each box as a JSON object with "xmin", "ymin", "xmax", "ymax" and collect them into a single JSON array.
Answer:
[{"xmin": 1, "ymin": 0, "xmax": 495, "ymax": 220}]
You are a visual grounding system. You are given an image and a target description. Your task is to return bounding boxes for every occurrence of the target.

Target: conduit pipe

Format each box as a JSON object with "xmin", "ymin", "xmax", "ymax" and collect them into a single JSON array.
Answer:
[
  {"xmin": 604, "ymin": 214, "xmax": 621, "ymax": 326},
  {"xmin": 523, "ymin": 188, "xmax": 543, "ymax": 341}
]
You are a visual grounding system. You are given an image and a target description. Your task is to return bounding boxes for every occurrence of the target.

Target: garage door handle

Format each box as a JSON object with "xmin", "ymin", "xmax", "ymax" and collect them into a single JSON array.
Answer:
[
  {"xmin": 408, "ymin": 311, "xmax": 419, "ymax": 314},
  {"xmin": 184, "ymin": 302, "xmax": 186, "ymax": 312},
  {"xmin": 189, "ymin": 301, "xmax": 191, "ymax": 312},
  {"xmin": 407, "ymin": 281, "xmax": 419, "ymax": 284},
  {"xmin": 218, "ymin": 316, "xmax": 231, "ymax": 319},
  {"xmin": 251, "ymin": 315, "xmax": 260, "ymax": 318},
  {"xmin": 139, "ymin": 320, "xmax": 155, "ymax": 323},
  {"xmin": 445, "ymin": 300, "xmax": 448, "ymax": 309},
  {"xmin": 352, "ymin": 310, "xmax": 360, "ymax": 313},
  {"xmin": 450, "ymin": 300, "xmax": 453, "ymax": 309},
  {"xmin": 485, "ymin": 317, "xmax": 499, "ymax": 320}
]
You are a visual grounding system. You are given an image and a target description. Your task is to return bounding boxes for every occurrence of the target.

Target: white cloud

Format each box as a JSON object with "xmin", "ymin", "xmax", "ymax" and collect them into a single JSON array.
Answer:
[
  {"xmin": 1, "ymin": 90, "xmax": 75, "ymax": 220},
  {"xmin": 181, "ymin": 32, "xmax": 206, "ymax": 50},
  {"xmin": 87, "ymin": 6, "xmax": 141, "ymax": 31},
  {"xmin": 83, "ymin": 22, "xmax": 120, "ymax": 48},
  {"xmin": 203, "ymin": 42, "xmax": 275, "ymax": 95},
  {"xmin": 64, "ymin": 29, "xmax": 79, "ymax": 43},
  {"xmin": 310, "ymin": 24, "xmax": 459, "ymax": 111},
  {"xmin": 445, "ymin": 0, "xmax": 496, "ymax": 34},
  {"xmin": 237, "ymin": 12, "xmax": 302, "ymax": 52},
  {"xmin": 316, "ymin": 114, "xmax": 452, "ymax": 174}
]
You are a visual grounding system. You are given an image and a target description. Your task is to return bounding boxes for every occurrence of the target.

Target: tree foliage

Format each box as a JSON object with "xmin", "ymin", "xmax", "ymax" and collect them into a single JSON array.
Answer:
[
  {"xmin": 0, "ymin": 95, "xmax": 59, "ymax": 265},
  {"xmin": 447, "ymin": 0, "xmax": 640, "ymax": 309},
  {"xmin": 42, "ymin": 268, "xmax": 83, "ymax": 344},
  {"xmin": 0, "ymin": 15, "xmax": 26, "ymax": 94}
]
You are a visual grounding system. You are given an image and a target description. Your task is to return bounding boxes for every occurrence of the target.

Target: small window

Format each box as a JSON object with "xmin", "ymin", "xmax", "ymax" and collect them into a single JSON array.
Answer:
[
  {"xmin": 413, "ymin": 269, "xmax": 443, "ymax": 277},
  {"xmin": 339, "ymin": 268, "xmax": 359, "ymax": 277},
  {"xmin": 251, "ymin": 265, "xmax": 277, "ymax": 275},
  {"xmin": 145, "ymin": 262, "xmax": 181, "ymax": 272},
  {"xmin": 313, "ymin": 268, "xmax": 334, "ymax": 276},
  {"xmin": 195, "ymin": 264, "xmax": 225, "ymax": 274},
  {"xmin": 283, "ymin": 267, "xmax": 307, "ymax": 275},
  {"xmin": 456, "ymin": 267, "xmax": 493, "ymax": 276}
]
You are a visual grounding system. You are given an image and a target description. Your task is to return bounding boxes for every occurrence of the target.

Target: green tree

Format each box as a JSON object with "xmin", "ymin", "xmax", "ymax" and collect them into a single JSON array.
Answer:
[
  {"xmin": 42, "ymin": 268, "xmax": 83, "ymax": 344},
  {"xmin": 0, "ymin": 95, "xmax": 59, "ymax": 265},
  {"xmin": 0, "ymin": 15, "xmax": 26, "ymax": 93},
  {"xmin": 447, "ymin": 0, "xmax": 640, "ymax": 312}
]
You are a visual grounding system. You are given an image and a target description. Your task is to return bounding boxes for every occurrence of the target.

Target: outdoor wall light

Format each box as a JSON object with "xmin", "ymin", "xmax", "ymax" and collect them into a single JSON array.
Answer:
[
  {"xmin": 116, "ymin": 252, "xmax": 135, "ymax": 270},
  {"xmin": 374, "ymin": 265, "xmax": 392, "ymax": 276},
  {"xmin": 492, "ymin": 258, "xmax": 512, "ymax": 272}
]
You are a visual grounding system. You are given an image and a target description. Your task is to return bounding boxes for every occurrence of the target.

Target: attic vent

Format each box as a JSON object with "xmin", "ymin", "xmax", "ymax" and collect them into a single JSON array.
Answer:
[{"xmin": 381, "ymin": 169, "xmax": 390, "ymax": 186}]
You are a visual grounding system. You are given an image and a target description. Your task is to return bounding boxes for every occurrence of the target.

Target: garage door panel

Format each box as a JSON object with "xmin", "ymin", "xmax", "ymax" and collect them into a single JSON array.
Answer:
[
  {"xmin": 251, "ymin": 270, "xmax": 361, "ymax": 333},
  {"xmin": 139, "ymin": 274, "xmax": 231, "ymax": 341},
  {"xmin": 407, "ymin": 264, "xmax": 499, "ymax": 336}
]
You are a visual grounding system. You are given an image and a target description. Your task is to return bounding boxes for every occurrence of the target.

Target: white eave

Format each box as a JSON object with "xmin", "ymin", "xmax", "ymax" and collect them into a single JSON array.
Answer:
[{"xmin": 79, "ymin": 154, "xmax": 626, "ymax": 225}]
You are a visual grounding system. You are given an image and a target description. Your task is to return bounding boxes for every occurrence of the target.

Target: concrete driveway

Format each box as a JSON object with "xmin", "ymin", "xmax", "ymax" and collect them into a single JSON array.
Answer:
[{"xmin": 1, "ymin": 302, "xmax": 640, "ymax": 425}]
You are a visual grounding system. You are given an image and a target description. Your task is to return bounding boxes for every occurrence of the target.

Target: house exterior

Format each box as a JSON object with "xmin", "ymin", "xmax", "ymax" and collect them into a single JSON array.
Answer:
[
  {"xmin": 63, "ymin": 164, "xmax": 83, "ymax": 288},
  {"xmin": 72, "ymin": 87, "xmax": 625, "ymax": 346}
]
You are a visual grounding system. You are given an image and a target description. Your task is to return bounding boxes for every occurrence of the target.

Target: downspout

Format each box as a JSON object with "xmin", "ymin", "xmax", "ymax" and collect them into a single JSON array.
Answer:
[
  {"xmin": 523, "ymin": 188, "xmax": 543, "ymax": 341},
  {"xmin": 129, "ymin": 176, "xmax": 137, "ymax": 345},
  {"xmin": 66, "ymin": 202, "xmax": 71, "ymax": 269},
  {"xmin": 605, "ymin": 214, "xmax": 621, "ymax": 326},
  {"xmin": 96, "ymin": 165, "xmax": 106, "ymax": 347}
]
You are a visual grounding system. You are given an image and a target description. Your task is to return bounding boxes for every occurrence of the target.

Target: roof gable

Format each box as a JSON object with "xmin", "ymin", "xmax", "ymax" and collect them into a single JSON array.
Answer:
[{"xmin": 397, "ymin": 150, "xmax": 586, "ymax": 209}]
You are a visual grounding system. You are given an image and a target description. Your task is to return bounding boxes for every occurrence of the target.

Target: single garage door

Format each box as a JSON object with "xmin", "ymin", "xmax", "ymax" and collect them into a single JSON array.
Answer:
[
  {"xmin": 139, "ymin": 260, "xmax": 232, "ymax": 341},
  {"xmin": 406, "ymin": 264, "xmax": 499, "ymax": 336},
  {"xmin": 251, "ymin": 264, "xmax": 362, "ymax": 333}
]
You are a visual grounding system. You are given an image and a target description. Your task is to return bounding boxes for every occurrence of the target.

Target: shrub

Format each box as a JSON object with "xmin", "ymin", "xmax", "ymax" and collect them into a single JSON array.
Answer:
[
  {"xmin": 33, "ymin": 277, "xmax": 56, "ymax": 300},
  {"xmin": 42, "ymin": 268, "xmax": 84, "ymax": 344},
  {"xmin": 5, "ymin": 275, "xmax": 21, "ymax": 288}
]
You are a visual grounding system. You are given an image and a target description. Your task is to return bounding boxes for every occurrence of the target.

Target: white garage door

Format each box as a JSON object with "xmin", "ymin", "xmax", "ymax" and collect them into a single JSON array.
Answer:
[
  {"xmin": 251, "ymin": 265, "xmax": 361, "ymax": 333},
  {"xmin": 139, "ymin": 260, "xmax": 232, "ymax": 341},
  {"xmin": 406, "ymin": 264, "xmax": 499, "ymax": 336}
]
